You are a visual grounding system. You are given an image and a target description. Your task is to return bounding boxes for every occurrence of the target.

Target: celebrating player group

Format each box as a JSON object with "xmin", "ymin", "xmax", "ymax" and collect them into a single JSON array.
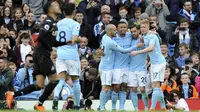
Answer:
[{"xmin": 4, "ymin": 1, "xmax": 166, "ymax": 111}]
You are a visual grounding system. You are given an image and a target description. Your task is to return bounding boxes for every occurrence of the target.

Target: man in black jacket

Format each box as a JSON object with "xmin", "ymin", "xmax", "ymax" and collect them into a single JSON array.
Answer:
[
  {"xmin": 0, "ymin": 57, "xmax": 14, "ymax": 100},
  {"xmin": 80, "ymin": 67, "xmax": 101, "ymax": 100}
]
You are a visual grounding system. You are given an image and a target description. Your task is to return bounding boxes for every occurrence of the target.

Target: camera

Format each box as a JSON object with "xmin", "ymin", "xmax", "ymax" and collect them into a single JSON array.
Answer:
[
  {"xmin": 29, "ymin": 60, "xmax": 33, "ymax": 63},
  {"xmin": 149, "ymin": 22, "xmax": 155, "ymax": 30},
  {"xmin": 185, "ymin": 65, "xmax": 190, "ymax": 71},
  {"xmin": 178, "ymin": 27, "xmax": 186, "ymax": 31},
  {"xmin": 84, "ymin": 99, "xmax": 93, "ymax": 110}
]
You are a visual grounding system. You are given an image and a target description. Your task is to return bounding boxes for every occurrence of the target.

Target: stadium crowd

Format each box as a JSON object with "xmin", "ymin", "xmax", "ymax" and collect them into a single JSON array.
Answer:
[{"xmin": 0, "ymin": 0, "xmax": 200, "ymax": 111}]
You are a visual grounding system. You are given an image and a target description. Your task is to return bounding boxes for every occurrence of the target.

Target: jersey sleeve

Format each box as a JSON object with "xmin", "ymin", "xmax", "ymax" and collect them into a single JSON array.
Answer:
[
  {"xmin": 37, "ymin": 19, "xmax": 53, "ymax": 51},
  {"xmin": 149, "ymin": 35, "xmax": 156, "ymax": 45},
  {"xmin": 72, "ymin": 23, "xmax": 80, "ymax": 36},
  {"xmin": 109, "ymin": 40, "xmax": 134, "ymax": 53}
]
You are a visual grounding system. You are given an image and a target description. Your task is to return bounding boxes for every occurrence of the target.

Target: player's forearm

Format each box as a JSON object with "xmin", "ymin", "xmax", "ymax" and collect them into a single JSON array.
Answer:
[
  {"xmin": 137, "ymin": 46, "xmax": 153, "ymax": 54},
  {"xmin": 54, "ymin": 41, "xmax": 67, "ymax": 47}
]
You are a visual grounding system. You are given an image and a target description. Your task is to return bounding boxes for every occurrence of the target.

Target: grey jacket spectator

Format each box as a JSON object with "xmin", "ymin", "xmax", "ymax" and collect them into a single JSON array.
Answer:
[
  {"xmin": 22, "ymin": 0, "xmax": 47, "ymax": 18},
  {"xmin": 0, "ymin": 57, "xmax": 14, "ymax": 100},
  {"xmin": 145, "ymin": 2, "xmax": 170, "ymax": 31}
]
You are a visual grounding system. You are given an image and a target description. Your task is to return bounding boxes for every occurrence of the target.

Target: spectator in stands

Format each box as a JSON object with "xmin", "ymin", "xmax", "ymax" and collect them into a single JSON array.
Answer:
[
  {"xmin": 24, "ymin": 12, "xmax": 36, "ymax": 34},
  {"xmin": 128, "ymin": 7, "xmax": 141, "ymax": 25},
  {"xmin": 113, "ymin": 6, "xmax": 129, "ymax": 22},
  {"xmin": 15, "ymin": 54, "xmax": 41, "ymax": 100},
  {"xmin": 0, "ymin": 6, "xmax": 13, "ymax": 30},
  {"xmin": 80, "ymin": 67, "xmax": 101, "ymax": 99},
  {"xmin": 149, "ymin": 15, "xmax": 167, "ymax": 41},
  {"xmin": 8, "ymin": 29, "xmax": 17, "ymax": 49},
  {"xmin": 80, "ymin": 57, "xmax": 89, "ymax": 78},
  {"xmin": 7, "ymin": 62, "xmax": 19, "ymax": 91},
  {"xmin": 166, "ymin": 89, "xmax": 189, "ymax": 111},
  {"xmin": 100, "ymin": 0, "xmax": 121, "ymax": 17},
  {"xmin": 77, "ymin": 0, "xmax": 100, "ymax": 27},
  {"xmin": 164, "ymin": 0, "xmax": 180, "ymax": 23},
  {"xmin": 177, "ymin": 72, "xmax": 198, "ymax": 99},
  {"xmin": 176, "ymin": 43, "xmax": 190, "ymax": 68},
  {"xmin": 21, "ymin": 3, "xmax": 31, "ymax": 19},
  {"xmin": 74, "ymin": 11, "xmax": 93, "ymax": 46},
  {"xmin": 0, "ymin": 38, "xmax": 17, "ymax": 63},
  {"xmin": 13, "ymin": 8, "xmax": 24, "ymax": 32},
  {"xmin": 191, "ymin": 53, "xmax": 200, "ymax": 70},
  {"xmin": 15, "ymin": 32, "xmax": 34, "ymax": 68},
  {"xmin": 78, "ymin": 37, "xmax": 92, "ymax": 59},
  {"xmin": 179, "ymin": 58, "xmax": 198, "ymax": 86},
  {"xmin": 161, "ymin": 66, "xmax": 177, "ymax": 99},
  {"xmin": 4, "ymin": 0, "xmax": 13, "ymax": 8},
  {"xmin": 172, "ymin": 18, "xmax": 199, "ymax": 53},
  {"xmin": 178, "ymin": 0, "xmax": 200, "ymax": 31},
  {"xmin": 145, "ymin": 0, "xmax": 170, "ymax": 31},
  {"xmin": 22, "ymin": 0, "xmax": 48, "ymax": 18},
  {"xmin": 0, "ymin": 57, "xmax": 14, "ymax": 100},
  {"xmin": 93, "ymin": 12, "xmax": 110, "ymax": 48},
  {"xmin": 124, "ymin": 0, "xmax": 147, "ymax": 16}
]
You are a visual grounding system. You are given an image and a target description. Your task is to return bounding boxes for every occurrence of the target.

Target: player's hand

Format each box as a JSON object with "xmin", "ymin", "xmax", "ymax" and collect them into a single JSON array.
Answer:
[
  {"xmin": 66, "ymin": 40, "xmax": 74, "ymax": 45},
  {"xmin": 137, "ymin": 43, "xmax": 144, "ymax": 48},
  {"xmin": 87, "ymin": 50, "xmax": 92, "ymax": 55},
  {"xmin": 130, "ymin": 51, "xmax": 138, "ymax": 56}
]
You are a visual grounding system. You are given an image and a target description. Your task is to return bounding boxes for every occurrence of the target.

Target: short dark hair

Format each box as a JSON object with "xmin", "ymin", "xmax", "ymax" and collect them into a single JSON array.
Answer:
[
  {"xmin": 129, "ymin": 22, "xmax": 140, "ymax": 29},
  {"xmin": 170, "ymin": 89, "xmax": 181, "ymax": 98},
  {"xmin": 160, "ymin": 41, "xmax": 168, "ymax": 46},
  {"xmin": 43, "ymin": 1, "xmax": 55, "ymax": 14},
  {"xmin": 180, "ymin": 18, "xmax": 189, "ymax": 24},
  {"xmin": 101, "ymin": 12, "xmax": 110, "ymax": 18},
  {"xmin": 20, "ymin": 33, "xmax": 30, "ymax": 39},
  {"xmin": 75, "ymin": 10, "xmax": 83, "ymax": 14},
  {"xmin": 25, "ymin": 54, "xmax": 32, "ymax": 60},
  {"xmin": 63, "ymin": 3, "xmax": 75, "ymax": 16}
]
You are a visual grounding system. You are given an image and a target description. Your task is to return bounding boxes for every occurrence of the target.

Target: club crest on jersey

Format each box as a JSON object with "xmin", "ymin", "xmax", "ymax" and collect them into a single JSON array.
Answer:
[{"xmin": 44, "ymin": 24, "xmax": 50, "ymax": 31}]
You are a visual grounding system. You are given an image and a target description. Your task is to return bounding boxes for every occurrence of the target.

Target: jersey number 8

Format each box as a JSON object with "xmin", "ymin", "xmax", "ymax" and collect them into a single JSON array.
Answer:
[{"xmin": 59, "ymin": 31, "xmax": 66, "ymax": 42}]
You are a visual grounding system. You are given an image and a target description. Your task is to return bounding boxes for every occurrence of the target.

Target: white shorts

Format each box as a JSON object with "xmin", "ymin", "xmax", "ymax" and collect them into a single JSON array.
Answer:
[
  {"xmin": 112, "ymin": 68, "xmax": 128, "ymax": 84},
  {"xmin": 150, "ymin": 62, "xmax": 166, "ymax": 82},
  {"xmin": 99, "ymin": 70, "xmax": 113, "ymax": 86},
  {"xmin": 56, "ymin": 59, "xmax": 81, "ymax": 76},
  {"xmin": 128, "ymin": 71, "xmax": 147, "ymax": 87}
]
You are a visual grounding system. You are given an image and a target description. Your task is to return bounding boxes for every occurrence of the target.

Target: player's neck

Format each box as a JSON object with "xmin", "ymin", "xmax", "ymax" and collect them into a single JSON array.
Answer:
[
  {"xmin": 65, "ymin": 15, "xmax": 73, "ymax": 19},
  {"xmin": 107, "ymin": 34, "xmax": 112, "ymax": 38},
  {"xmin": 163, "ymin": 53, "xmax": 168, "ymax": 57},
  {"xmin": 48, "ymin": 13, "xmax": 57, "ymax": 21}
]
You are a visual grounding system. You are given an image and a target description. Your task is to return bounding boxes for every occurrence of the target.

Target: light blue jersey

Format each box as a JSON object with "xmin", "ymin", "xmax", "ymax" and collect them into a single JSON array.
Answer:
[
  {"xmin": 99, "ymin": 34, "xmax": 135, "ymax": 71},
  {"xmin": 56, "ymin": 18, "xmax": 80, "ymax": 60},
  {"xmin": 144, "ymin": 33, "xmax": 166, "ymax": 64},
  {"xmin": 129, "ymin": 37, "xmax": 148, "ymax": 72},
  {"xmin": 113, "ymin": 32, "xmax": 132, "ymax": 69}
]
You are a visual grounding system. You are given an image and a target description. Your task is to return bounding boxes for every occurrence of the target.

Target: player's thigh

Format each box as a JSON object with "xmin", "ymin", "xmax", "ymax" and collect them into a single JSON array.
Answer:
[
  {"xmin": 39, "ymin": 53, "xmax": 56, "ymax": 76},
  {"xmin": 67, "ymin": 60, "xmax": 81, "ymax": 76},
  {"xmin": 56, "ymin": 59, "xmax": 68, "ymax": 75},
  {"xmin": 138, "ymin": 71, "xmax": 148, "ymax": 87},
  {"xmin": 112, "ymin": 69, "xmax": 123, "ymax": 84},
  {"xmin": 99, "ymin": 70, "xmax": 113, "ymax": 86},
  {"xmin": 127, "ymin": 71, "xmax": 138, "ymax": 87},
  {"xmin": 150, "ymin": 63, "xmax": 166, "ymax": 82}
]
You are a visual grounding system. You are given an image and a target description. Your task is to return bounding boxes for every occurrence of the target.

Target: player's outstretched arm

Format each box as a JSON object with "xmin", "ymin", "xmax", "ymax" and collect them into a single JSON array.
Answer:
[{"xmin": 130, "ymin": 44, "xmax": 154, "ymax": 56}]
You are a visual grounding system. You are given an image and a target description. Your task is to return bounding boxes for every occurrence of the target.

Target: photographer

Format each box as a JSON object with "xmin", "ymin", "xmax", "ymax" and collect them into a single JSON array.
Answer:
[
  {"xmin": 15, "ymin": 54, "xmax": 41, "ymax": 100},
  {"xmin": 0, "ymin": 57, "xmax": 14, "ymax": 100},
  {"xmin": 170, "ymin": 18, "xmax": 199, "ymax": 56},
  {"xmin": 166, "ymin": 89, "xmax": 189, "ymax": 111}
]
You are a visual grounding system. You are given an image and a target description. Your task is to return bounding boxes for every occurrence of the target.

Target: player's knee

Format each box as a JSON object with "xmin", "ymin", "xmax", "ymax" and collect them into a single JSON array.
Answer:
[
  {"xmin": 140, "ymin": 87, "xmax": 146, "ymax": 93},
  {"xmin": 113, "ymin": 85, "xmax": 120, "ymax": 92},
  {"xmin": 57, "ymin": 71, "xmax": 66, "ymax": 79},
  {"xmin": 152, "ymin": 82, "xmax": 160, "ymax": 88},
  {"xmin": 37, "ymin": 83, "xmax": 45, "ymax": 89},
  {"xmin": 102, "ymin": 85, "xmax": 111, "ymax": 92}
]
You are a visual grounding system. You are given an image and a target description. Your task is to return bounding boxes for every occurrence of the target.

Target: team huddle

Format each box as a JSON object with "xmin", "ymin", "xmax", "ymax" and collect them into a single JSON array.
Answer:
[
  {"xmin": 4, "ymin": 1, "xmax": 167, "ymax": 111},
  {"xmin": 99, "ymin": 20, "xmax": 166, "ymax": 111}
]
